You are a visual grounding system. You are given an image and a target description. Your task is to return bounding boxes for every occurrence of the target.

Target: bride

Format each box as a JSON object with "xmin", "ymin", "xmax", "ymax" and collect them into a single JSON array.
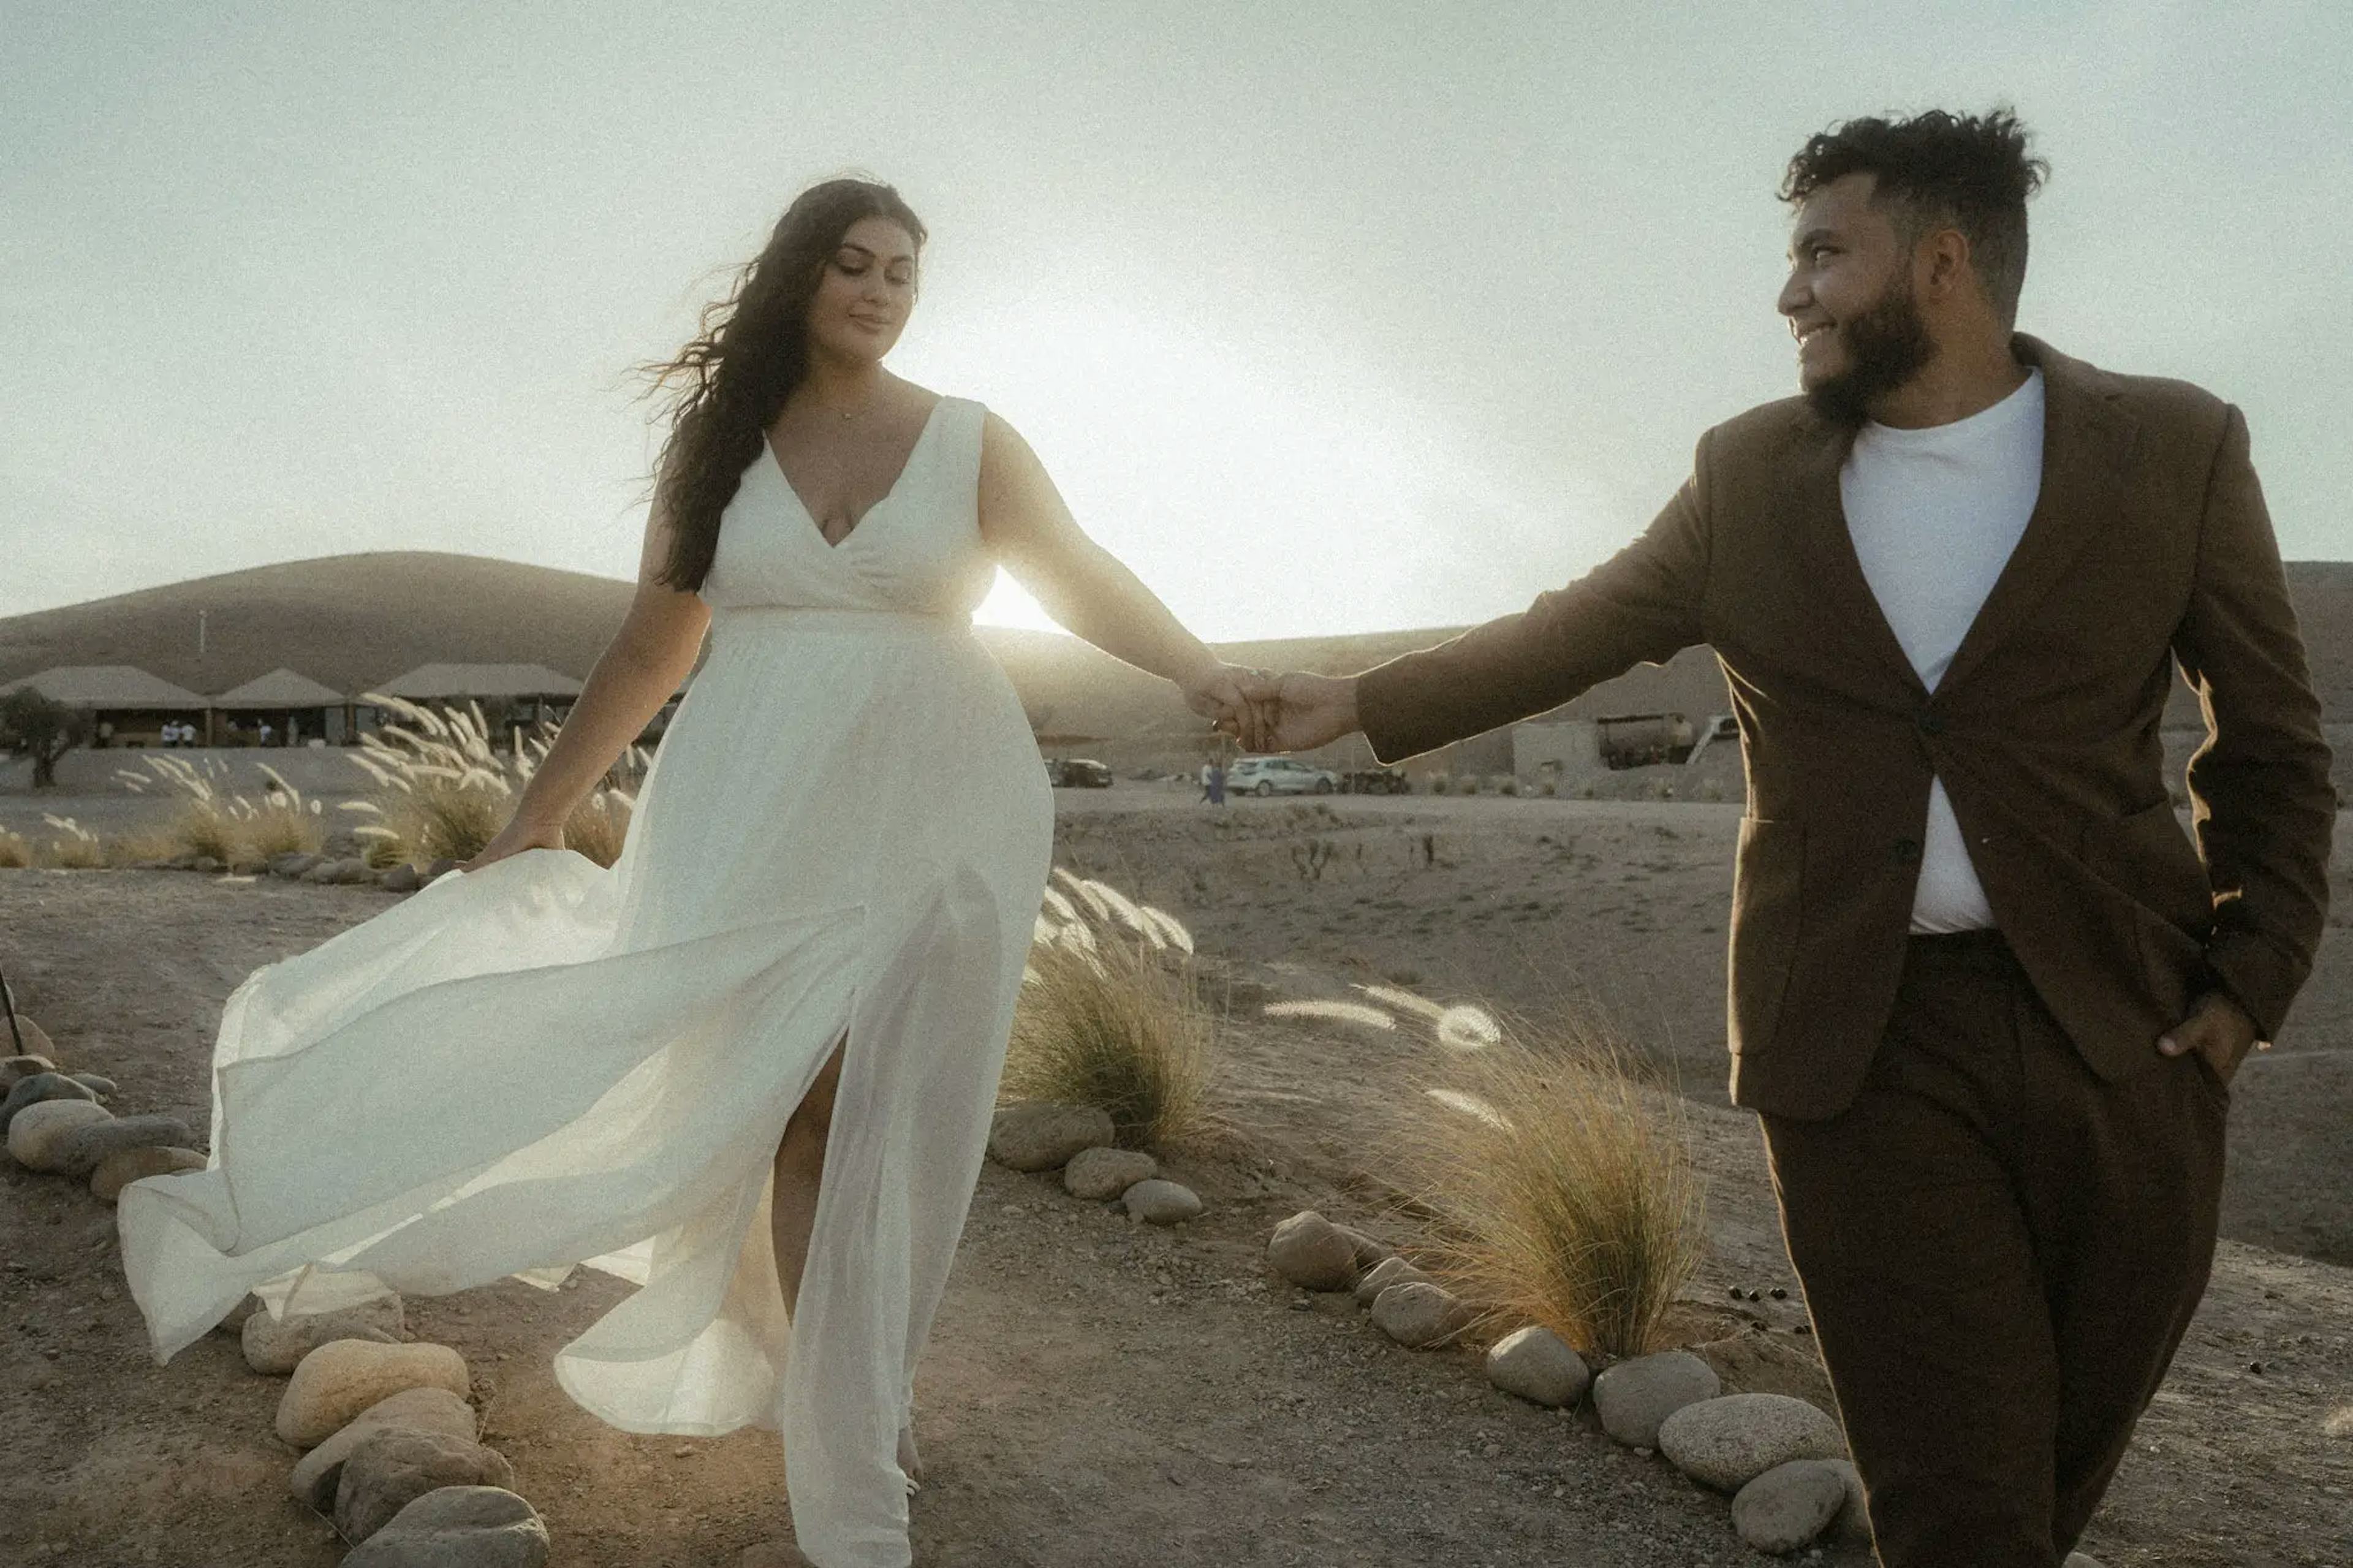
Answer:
[{"xmin": 118, "ymin": 176, "xmax": 1263, "ymax": 1568}]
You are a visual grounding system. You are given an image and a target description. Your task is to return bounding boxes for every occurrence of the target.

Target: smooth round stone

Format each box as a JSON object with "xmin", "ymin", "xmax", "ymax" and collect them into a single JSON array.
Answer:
[
  {"xmin": 336, "ymin": 1428, "xmax": 516, "ymax": 1543},
  {"xmin": 1371, "ymin": 1280, "xmax": 1477, "ymax": 1349},
  {"xmin": 987, "ymin": 1103, "xmax": 1117, "ymax": 1172},
  {"xmin": 7, "ymin": 1098, "xmax": 112, "ymax": 1169},
  {"xmin": 1486, "ymin": 1325, "xmax": 1591, "ymax": 1408},
  {"xmin": 66, "ymin": 1072, "xmax": 115, "ymax": 1099},
  {"xmin": 292, "ymin": 1386, "xmax": 479, "ymax": 1511},
  {"xmin": 380, "ymin": 863, "xmax": 422, "ymax": 893},
  {"xmin": 269, "ymin": 852, "xmax": 322, "ymax": 878},
  {"xmin": 1658, "ymin": 1392, "xmax": 1846, "ymax": 1493},
  {"xmin": 1121, "ymin": 1178, "xmax": 1202, "ymax": 1224},
  {"xmin": 246, "ymin": 1292, "xmax": 408, "ymax": 1374},
  {"xmin": 51, "ymin": 1113, "xmax": 195, "ymax": 1178},
  {"xmin": 340, "ymin": 1485, "xmax": 548, "ymax": 1568},
  {"xmin": 2, "ymin": 1040, "xmax": 59, "ymax": 1084},
  {"xmin": 1329, "ymin": 1222, "xmax": 1395, "ymax": 1270},
  {"xmin": 91, "ymin": 1145, "xmax": 206, "ymax": 1202},
  {"xmin": 1733, "ymin": 1458, "xmax": 1851, "ymax": 1553},
  {"xmin": 1352, "ymin": 1255, "xmax": 1431, "ymax": 1307},
  {"xmin": 1063, "ymin": 1145, "xmax": 1158, "ymax": 1199},
  {"xmin": 1, "ymin": 1070, "xmax": 99, "ymax": 1134},
  {"xmin": 1267, "ymin": 1211, "xmax": 1360, "ymax": 1292},
  {"xmin": 1822, "ymin": 1458, "xmax": 1871, "ymax": 1545},
  {"xmin": 277, "ymin": 1340, "xmax": 471, "ymax": 1447},
  {"xmin": 1593, "ymin": 1349, "xmax": 1722, "ymax": 1449}
]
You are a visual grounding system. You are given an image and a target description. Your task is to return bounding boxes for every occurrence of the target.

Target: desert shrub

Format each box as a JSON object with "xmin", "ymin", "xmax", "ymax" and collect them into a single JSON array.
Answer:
[
  {"xmin": 103, "ymin": 825, "xmax": 180, "ymax": 867},
  {"xmin": 1539, "ymin": 778, "xmax": 1558, "ymax": 797},
  {"xmin": 38, "ymin": 815, "xmax": 105, "ymax": 869},
  {"xmin": 1279, "ymin": 982, "xmax": 1705, "ymax": 1361},
  {"xmin": 1428, "ymin": 773, "xmax": 1450, "ymax": 796},
  {"xmin": 346, "ymin": 695, "xmax": 640, "ymax": 868},
  {"xmin": 1498, "ymin": 776, "xmax": 1521, "ymax": 797},
  {"xmin": 1004, "ymin": 870, "xmax": 1218, "ymax": 1148},
  {"xmin": 0, "ymin": 830, "xmax": 28, "ymax": 868}
]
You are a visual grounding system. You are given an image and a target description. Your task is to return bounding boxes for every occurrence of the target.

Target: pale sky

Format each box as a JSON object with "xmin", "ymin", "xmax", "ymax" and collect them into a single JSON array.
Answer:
[{"xmin": 6, "ymin": 1, "xmax": 2348, "ymax": 639}]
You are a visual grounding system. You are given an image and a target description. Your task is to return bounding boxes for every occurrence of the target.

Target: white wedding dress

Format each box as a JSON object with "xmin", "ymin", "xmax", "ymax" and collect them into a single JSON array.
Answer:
[{"xmin": 118, "ymin": 396, "xmax": 1054, "ymax": 1567}]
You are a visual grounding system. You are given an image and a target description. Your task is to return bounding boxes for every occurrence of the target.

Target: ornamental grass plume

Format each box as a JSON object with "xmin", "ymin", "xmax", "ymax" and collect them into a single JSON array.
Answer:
[
  {"xmin": 116, "ymin": 754, "xmax": 324, "ymax": 863},
  {"xmin": 344, "ymin": 695, "xmax": 643, "ymax": 869},
  {"xmin": 0, "ymin": 829, "xmax": 29, "ymax": 868},
  {"xmin": 1268, "ymin": 980, "xmax": 1706, "ymax": 1361},
  {"xmin": 1004, "ymin": 869, "xmax": 1219, "ymax": 1149}
]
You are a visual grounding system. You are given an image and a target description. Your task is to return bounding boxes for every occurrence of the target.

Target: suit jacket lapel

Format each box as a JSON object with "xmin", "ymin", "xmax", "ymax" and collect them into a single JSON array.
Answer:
[
  {"xmin": 1938, "ymin": 335, "xmax": 2139, "ymax": 693},
  {"xmin": 1785, "ymin": 413, "xmax": 1930, "ymax": 704}
]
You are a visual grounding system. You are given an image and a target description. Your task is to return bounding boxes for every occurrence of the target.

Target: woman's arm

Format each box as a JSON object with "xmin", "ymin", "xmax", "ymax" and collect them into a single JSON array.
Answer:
[
  {"xmin": 977, "ymin": 411, "xmax": 1257, "ymax": 735},
  {"xmin": 462, "ymin": 478, "xmax": 713, "ymax": 869}
]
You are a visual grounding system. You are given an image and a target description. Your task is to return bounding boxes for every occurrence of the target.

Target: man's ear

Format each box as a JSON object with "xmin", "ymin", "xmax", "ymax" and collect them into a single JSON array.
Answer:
[{"xmin": 1919, "ymin": 227, "xmax": 1973, "ymax": 304}]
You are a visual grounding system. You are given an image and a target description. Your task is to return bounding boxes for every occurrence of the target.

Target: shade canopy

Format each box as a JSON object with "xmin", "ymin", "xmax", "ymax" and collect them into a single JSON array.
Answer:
[
  {"xmin": 371, "ymin": 662, "xmax": 585, "ymax": 701},
  {"xmin": 0, "ymin": 664, "xmax": 211, "ymax": 710},
  {"xmin": 211, "ymin": 666, "xmax": 346, "ymax": 707}
]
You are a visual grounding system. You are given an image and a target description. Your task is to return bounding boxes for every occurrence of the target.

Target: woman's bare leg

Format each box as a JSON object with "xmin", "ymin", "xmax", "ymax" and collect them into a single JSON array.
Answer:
[{"xmin": 770, "ymin": 1040, "xmax": 924, "ymax": 1483}]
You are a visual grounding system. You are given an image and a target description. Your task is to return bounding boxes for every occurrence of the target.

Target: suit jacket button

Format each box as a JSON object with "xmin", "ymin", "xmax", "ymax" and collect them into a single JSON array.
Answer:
[{"xmin": 1892, "ymin": 837, "xmax": 1922, "ymax": 865}]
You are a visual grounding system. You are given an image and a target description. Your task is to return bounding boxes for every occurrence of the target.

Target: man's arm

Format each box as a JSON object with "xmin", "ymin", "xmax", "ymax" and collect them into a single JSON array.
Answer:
[
  {"xmin": 2169, "ymin": 403, "xmax": 2336, "ymax": 1042},
  {"xmin": 1327, "ymin": 430, "xmax": 1716, "ymax": 763}
]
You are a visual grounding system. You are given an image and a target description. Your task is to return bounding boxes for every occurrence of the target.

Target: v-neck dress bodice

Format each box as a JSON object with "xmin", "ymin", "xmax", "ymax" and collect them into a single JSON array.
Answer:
[
  {"xmin": 119, "ymin": 393, "xmax": 1053, "ymax": 1568},
  {"xmin": 702, "ymin": 396, "xmax": 996, "ymax": 618}
]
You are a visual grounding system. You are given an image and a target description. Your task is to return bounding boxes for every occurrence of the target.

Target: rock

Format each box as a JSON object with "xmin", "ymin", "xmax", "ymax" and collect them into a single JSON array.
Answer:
[
  {"xmin": 191, "ymin": 855, "xmax": 222, "ymax": 873},
  {"xmin": 1371, "ymin": 1280, "xmax": 1476, "ymax": 1348},
  {"xmin": 51, "ymin": 1113, "xmax": 196, "ymax": 1178},
  {"xmin": 91, "ymin": 1144, "xmax": 207, "ymax": 1201},
  {"xmin": 1352, "ymin": 1255, "xmax": 1431, "ymax": 1306},
  {"xmin": 1658, "ymin": 1392, "xmax": 1846, "ymax": 1493},
  {"xmin": 246, "ymin": 1293, "xmax": 409, "ymax": 1374},
  {"xmin": 425, "ymin": 857, "xmax": 460, "ymax": 882},
  {"xmin": 277, "ymin": 1340, "xmax": 471, "ymax": 1447},
  {"xmin": 381, "ymin": 863, "xmax": 422, "ymax": 893},
  {"xmin": 2, "ymin": 1042, "xmax": 59, "ymax": 1084},
  {"xmin": 1, "ymin": 1070, "xmax": 98, "ymax": 1133},
  {"xmin": 1732, "ymin": 1458, "xmax": 1851, "ymax": 1553},
  {"xmin": 340, "ymin": 1485, "xmax": 548, "ymax": 1568},
  {"xmin": 291, "ymin": 1385, "xmax": 479, "ymax": 1510},
  {"xmin": 1823, "ymin": 1458, "xmax": 1871, "ymax": 1546},
  {"xmin": 1267, "ymin": 1211, "xmax": 1360, "ymax": 1292},
  {"xmin": 986, "ymin": 1102, "xmax": 1116, "ymax": 1172},
  {"xmin": 1062, "ymin": 1145, "xmax": 1158, "ymax": 1199},
  {"xmin": 335, "ymin": 1428, "xmax": 516, "ymax": 1543},
  {"xmin": 228, "ymin": 855, "xmax": 268, "ymax": 875},
  {"xmin": 1329, "ymin": 1222, "xmax": 1395, "ymax": 1270},
  {"xmin": 216, "ymin": 1293, "xmax": 265, "ymax": 1335},
  {"xmin": 1486, "ymin": 1325, "xmax": 1590, "ymax": 1408},
  {"xmin": 1593, "ymin": 1349, "xmax": 1722, "ymax": 1449},
  {"xmin": 7, "ymin": 1098, "xmax": 113, "ymax": 1169},
  {"xmin": 1122, "ymin": 1179, "xmax": 1202, "ymax": 1224},
  {"xmin": 66, "ymin": 1072, "xmax": 115, "ymax": 1099},
  {"xmin": 270, "ymin": 852, "xmax": 322, "ymax": 878},
  {"xmin": 300, "ymin": 860, "xmax": 342, "ymax": 884}
]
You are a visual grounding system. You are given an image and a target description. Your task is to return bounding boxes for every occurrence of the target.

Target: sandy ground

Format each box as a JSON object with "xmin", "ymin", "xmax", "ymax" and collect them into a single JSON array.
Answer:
[{"xmin": 2, "ymin": 789, "xmax": 2349, "ymax": 1566}]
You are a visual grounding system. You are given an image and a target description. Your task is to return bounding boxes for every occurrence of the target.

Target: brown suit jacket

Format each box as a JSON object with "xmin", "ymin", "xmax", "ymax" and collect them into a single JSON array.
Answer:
[{"xmin": 1356, "ymin": 336, "xmax": 2336, "ymax": 1119}]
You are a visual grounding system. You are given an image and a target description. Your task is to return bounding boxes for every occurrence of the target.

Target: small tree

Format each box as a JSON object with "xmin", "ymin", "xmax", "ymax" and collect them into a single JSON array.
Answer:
[{"xmin": 0, "ymin": 689, "xmax": 88, "ymax": 789}]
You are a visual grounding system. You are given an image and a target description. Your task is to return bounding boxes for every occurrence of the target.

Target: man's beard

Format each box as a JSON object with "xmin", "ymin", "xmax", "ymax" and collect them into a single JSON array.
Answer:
[{"xmin": 1803, "ymin": 276, "xmax": 1938, "ymax": 423}]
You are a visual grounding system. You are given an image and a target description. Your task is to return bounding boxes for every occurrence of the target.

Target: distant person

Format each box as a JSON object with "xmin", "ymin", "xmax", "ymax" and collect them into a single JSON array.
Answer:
[
  {"xmin": 1245, "ymin": 110, "xmax": 2332, "ymax": 1566},
  {"xmin": 1207, "ymin": 759, "xmax": 1226, "ymax": 806},
  {"xmin": 1198, "ymin": 760, "xmax": 1213, "ymax": 800},
  {"xmin": 118, "ymin": 176, "xmax": 1270, "ymax": 1568},
  {"xmin": 256, "ymin": 721, "xmax": 272, "ymax": 748}
]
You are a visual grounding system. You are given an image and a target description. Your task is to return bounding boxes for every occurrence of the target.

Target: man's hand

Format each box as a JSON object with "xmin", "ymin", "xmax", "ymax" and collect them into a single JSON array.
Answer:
[
  {"xmin": 2157, "ymin": 991, "xmax": 2264, "ymax": 1086},
  {"xmin": 1258, "ymin": 672, "xmax": 1361, "ymax": 752},
  {"xmin": 1175, "ymin": 660, "xmax": 1266, "ymax": 744}
]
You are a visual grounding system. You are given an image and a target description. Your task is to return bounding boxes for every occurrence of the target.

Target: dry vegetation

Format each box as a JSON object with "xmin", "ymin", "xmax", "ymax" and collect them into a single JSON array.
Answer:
[
  {"xmin": 1004, "ymin": 869, "xmax": 1222, "ymax": 1149},
  {"xmin": 341, "ymin": 694, "xmax": 640, "ymax": 868}
]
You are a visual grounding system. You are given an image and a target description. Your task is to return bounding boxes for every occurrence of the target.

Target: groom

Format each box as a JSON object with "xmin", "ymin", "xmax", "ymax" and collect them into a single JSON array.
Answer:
[{"xmin": 1245, "ymin": 109, "xmax": 2333, "ymax": 1566}]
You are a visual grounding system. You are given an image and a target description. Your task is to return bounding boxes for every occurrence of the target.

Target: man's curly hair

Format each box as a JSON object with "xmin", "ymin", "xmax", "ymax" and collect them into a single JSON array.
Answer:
[{"xmin": 1782, "ymin": 108, "xmax": 2050, "ymax": 328}]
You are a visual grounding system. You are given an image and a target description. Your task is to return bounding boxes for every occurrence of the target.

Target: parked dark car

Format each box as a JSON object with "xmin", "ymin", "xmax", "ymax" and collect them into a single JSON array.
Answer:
[
  {"xmin": 1339, "ymin": 767, "xmax": 1411, "ymax": 795},
  {"xmin": 1047, "ymin": 757, "xmax": 1114, "ymax": 788}
]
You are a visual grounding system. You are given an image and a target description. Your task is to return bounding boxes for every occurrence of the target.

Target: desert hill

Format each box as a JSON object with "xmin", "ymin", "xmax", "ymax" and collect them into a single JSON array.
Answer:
[{"xmin": 3, "ymin": 553, "xmax": 2347, "ymax": 757}]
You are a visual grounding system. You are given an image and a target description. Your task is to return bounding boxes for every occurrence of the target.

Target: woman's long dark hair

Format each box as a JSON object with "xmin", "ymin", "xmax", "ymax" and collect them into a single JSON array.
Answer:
[{"xmin": 638, "ymin": 178, "xmax": 926, "ymax": 592}]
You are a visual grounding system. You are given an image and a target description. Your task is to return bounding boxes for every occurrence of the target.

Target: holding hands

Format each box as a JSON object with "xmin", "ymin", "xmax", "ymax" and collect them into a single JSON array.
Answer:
[{"xmin": 1175, "ymin": 662, "xmax": 1362, "ymax": 754}]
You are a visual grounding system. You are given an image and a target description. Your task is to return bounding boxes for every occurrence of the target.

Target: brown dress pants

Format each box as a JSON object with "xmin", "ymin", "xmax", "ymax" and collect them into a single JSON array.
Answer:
[{"xmin": 1760, "ymin": 929, "xmax": 2227, "ymax": 1567}]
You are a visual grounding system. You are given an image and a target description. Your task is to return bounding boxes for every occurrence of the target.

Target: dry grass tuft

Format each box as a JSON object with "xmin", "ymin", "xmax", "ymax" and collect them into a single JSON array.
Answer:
[
  {"xmin": 1004, "ymin": 871, "xmax": 1219, "ymax": 1149},
  {"xmin": 346, "ymin": 695, "xmax": 641, "ymax": 868},
  {"xmin": 116, "ymin": 754, "xmax": 324, "ymax": 863},
  {"xmin": 1403, "ymin": 1013, "xmax": 1705, "ymax": 1360},
  {"xmin": 37, "ymin": 815, "xmax": 106, "ymax": 869},
  {"xmin": 0, "ymin": 830, "xmax": 29, "ymax": 869}
]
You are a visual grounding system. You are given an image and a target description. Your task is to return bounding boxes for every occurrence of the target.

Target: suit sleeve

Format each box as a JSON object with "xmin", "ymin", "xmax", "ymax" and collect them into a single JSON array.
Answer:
[
  {"xmin": 2170, "ymin": 403, "xmax": 2336, "ymax": 1039},
  {"xmin": 1355, "ymin": 431, "xmax": 1715, "ymax": 764}
]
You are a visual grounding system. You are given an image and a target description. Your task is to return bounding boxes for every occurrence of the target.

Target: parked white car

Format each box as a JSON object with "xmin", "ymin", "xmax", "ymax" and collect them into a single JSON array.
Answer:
[{"xmin": 1227, "ymin": 756, "xmax": 1338, "ymax": 796}]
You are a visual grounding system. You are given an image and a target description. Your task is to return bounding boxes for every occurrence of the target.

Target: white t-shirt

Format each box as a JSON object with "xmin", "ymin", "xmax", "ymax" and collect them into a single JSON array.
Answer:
[{"xmin": 1839, "ymin": 368, "xmax": 2045, "ymax": 934}]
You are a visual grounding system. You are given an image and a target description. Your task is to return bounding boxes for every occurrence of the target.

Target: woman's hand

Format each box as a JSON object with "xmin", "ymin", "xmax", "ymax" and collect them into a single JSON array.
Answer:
[
  {"xmin": 458, "ymin": 812, "xmax": 567, "ymax": 874},
  {"xmin": 1176, "ymin": 660, "xmax": 1277, "ymax": 750}
]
